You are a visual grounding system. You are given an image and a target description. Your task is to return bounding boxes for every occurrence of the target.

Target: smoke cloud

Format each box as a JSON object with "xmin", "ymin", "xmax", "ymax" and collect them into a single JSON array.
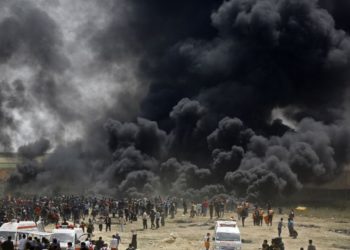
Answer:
[{"xmin": 4, "ymin": 0, "xmax": 350, "ymax": 201}]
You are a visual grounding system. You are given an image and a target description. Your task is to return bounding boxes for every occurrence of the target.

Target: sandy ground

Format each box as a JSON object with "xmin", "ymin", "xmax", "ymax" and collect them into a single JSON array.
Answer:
[{"xmin": 49, "ymin": 208, "xmax": 350, "ymax": 250}]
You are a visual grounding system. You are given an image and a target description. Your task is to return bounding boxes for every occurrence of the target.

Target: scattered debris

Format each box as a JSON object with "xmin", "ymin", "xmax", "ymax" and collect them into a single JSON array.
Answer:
[
  {"xmin": 188, "ymin": 223, "xmax": 210, "ymax": 227},
  {"xmin": 329, "ymin": 229, "xmax": 350, "ymax": 236},
  {"xmin": 298, "ymin": 224, "xmax": 321, "ymax": 228},
  {"xmin": 162, "ymin": 232, "xmax": 177, "ymax": 243},
  {"xmin": 332, "ymin": 244, "xmax": 350, "ymax": 249},
  {"xmin": 335, "ymin": 221, "xmax": 349, "ymax": 224},
  {"xmin": 174, "ymin": 219, "xmax": 192, "ymax": 224},
  {"xmin": 242, "ymin": 239, "xmax": 253, "ymax": 243}
]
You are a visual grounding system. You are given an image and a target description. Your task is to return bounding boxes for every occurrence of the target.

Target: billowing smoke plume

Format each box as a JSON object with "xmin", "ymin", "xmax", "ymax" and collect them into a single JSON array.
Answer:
[
  {"xmin": 4, "ymin": 0, "xmax": 350, "ymax": 201},
  {"xmin": 18, "ymin": 138, "xmax": 50, "ymax": 160}
]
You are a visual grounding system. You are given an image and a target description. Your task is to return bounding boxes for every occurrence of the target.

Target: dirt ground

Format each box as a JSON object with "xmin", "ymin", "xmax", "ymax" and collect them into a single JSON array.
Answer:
[{"xmin": 57, "ymin": 207, "xmax": 350, "ymax": 250}]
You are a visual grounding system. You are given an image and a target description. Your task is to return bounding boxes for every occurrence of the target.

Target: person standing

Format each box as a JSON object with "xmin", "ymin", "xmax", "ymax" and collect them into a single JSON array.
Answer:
[
  {"xmin": 268, "ymin": 209, "xmax": 274, "ymax": 226},
  {"xmin": 19, "ymin": 234, "xmax": 27, "ymax": 250},
  {"xmin": 87, "ymin": 220, "xmax": 94, "ymax": 238},
  {"xmin": 160, "ymin": 211, "xmax": 165, "ymax": 227},
  {"xmin": 203, "ymin": 233, "xmax": 210, "ymax": 250},
  {"xmin": 115, "ymin": 233, "xmax": 121, "ymax": 250},
  {"xmin": 209, "ymin": 201, "xmax": 214, "ymax": 220},
  {"xmin": 155, "ymin": 210, "xmax": 160, "ymax": 229},
  {"xmin": 80, "ymin": 220, "xmax": 86, "ymax": 233},
  {"xmin": 109, "ymin": 235, "xmax": 118, "ymax": 250},
  {"xmin": 49, "ymin": 238, "xmax": 61, "ymax": 250},
  {"xmin": 80, "ymin": 242, "xmax": 89, "ymax": 250},
  {"xmin": 289, "ymin": 209, "xmax": 295, "ymax": 220},
  {"xmin": 202, "ymin": 199, "xmax": 208, "ymax": 217},
  {"xmin": 307, "ymin": 239, "xmax": 316, "ymax": 250},
  {"xmin": 95, "ymin": 237, "xmax": 104, "ymax": 250},
  {"xmin": 1, "ymin": 236, "xmax": 14, "ymax": 250},
  {"xmin": 105, "ymin": 216, "xmax": 111, "ymax": 232},
  {"xmin": 119, "ymin": 216, "xmax": 126, "ymax": 232},
  {"xmin": 241, "ymin": 206, "xmax": 248, "ymax": 227},
  {"xmin": 98, "ymin": 217, "xmax": 103, "ymax": 232},
  {"xmin": 67, "ymin": 242, "xmax": 74, "ymax": 250},
  {"xmin": 183, "ymin": 199, "xmax": 187, "ymax": 215},
  {"xmin": 142, "ymin": 212, "xmax": 148, "ymax": 229},
  {"xmin": 131, "ymin": 230, "xmax": 137, "ymax": 249},
  {"xmin": 150, "ymin": 210, "xmax": 156, "ymax": 229},
  {"xmin": 278, "ymin": 218, "xmax": 284, "ymax": 237}
]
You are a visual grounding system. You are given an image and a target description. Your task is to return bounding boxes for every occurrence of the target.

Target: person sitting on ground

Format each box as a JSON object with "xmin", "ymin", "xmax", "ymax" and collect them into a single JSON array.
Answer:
[{"xmin": 262, "ymin": 239, "xmax": 269, "ymax": 250}]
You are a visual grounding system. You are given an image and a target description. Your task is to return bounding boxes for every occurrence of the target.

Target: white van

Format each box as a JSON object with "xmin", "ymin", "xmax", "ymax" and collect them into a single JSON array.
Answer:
[
  {"xmin": 212, "ymin": 220, "xmax": 242, "ymax": 250},
  {"xmin": 52, "ymin": 228, "xmax": 86, "ymax": 250},
  {"xmin": 0, "ymin": 220, "xmax": 38, "ymax": 241}
]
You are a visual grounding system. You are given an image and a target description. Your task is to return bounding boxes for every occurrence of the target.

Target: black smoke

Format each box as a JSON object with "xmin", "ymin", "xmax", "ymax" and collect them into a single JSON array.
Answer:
[
  {"xmin": 18, "ymin": 138, "xmax": 50, "ymax": 160},
  {"xmin": 4, "ymin": 0, "xmax": 350, "ymax": 201}
]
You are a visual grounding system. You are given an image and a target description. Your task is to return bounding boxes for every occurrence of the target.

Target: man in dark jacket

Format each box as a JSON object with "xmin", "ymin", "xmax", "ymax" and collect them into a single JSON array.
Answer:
[
  {"xmin": 1, "ymin": 236, "xmax": 14, "ymax": 250},
  {"xmin": 95, "ymin": 237, "xmax": 104, "ymax": 250}
]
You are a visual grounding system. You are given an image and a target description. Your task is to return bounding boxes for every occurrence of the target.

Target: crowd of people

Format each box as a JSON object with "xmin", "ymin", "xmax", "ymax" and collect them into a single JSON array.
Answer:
[
  {"xmin": 261, "ymin": 238, "xmax": 317, "ymax": 250},
  {"xmin": 0, "ymin": 195, "xmax": 180, "ymax": 250},
  {"xmin": 0, "ymin": 195, "xmax": 321, "ymax": 250}
]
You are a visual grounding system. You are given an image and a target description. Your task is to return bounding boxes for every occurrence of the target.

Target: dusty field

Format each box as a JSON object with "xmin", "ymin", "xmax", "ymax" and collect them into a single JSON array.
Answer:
[{"xmin": 57, "ymin": 207, "xmax": 350, "ymax": 250}]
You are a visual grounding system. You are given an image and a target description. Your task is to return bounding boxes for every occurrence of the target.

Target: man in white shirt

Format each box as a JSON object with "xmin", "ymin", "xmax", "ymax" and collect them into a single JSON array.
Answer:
[
  {"xmin": 18, "ymin": 234, "xmax": 27, "ymax": 250},
  {"xmin": 110, "ymin": 235, "xmax": 119, "ymax": 250}
]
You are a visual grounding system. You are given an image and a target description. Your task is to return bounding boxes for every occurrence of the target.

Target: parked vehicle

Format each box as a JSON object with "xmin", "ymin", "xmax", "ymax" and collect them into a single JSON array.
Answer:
[
  {"xmin": 212, "ymin": 220, "xmax": 242, "ymax": 250},
  {"xmin": 52, "ymin": 227, "xmax": 86, "ymax": 250},
  {"xmin": 0, "ymin": 220, "xmax": 39, "ymax": 241}
]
